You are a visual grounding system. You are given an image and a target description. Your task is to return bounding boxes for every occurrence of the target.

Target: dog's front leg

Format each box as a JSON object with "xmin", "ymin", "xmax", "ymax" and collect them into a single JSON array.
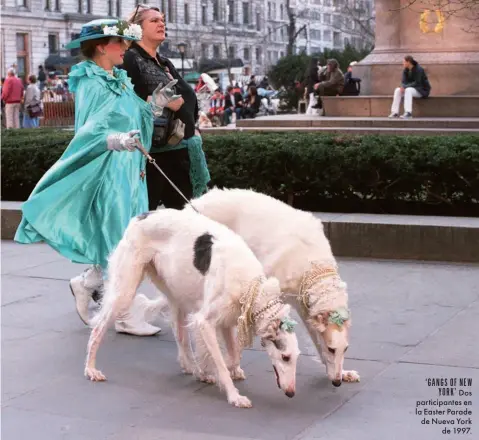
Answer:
[
  {"xmin": 221, "ymin": 326, "xmax": 245, "ymax": 381},
  {"xmin": 196, "ymin": 318, "xmax": 252, "ymax": 408},
  {"xmin": 173, "ymin": 308, "xmax": 195, "ymax": 375}
]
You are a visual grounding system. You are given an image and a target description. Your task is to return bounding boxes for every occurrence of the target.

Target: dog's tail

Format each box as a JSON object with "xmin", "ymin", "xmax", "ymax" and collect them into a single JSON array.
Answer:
[{"xmin": 90, "ymin": 218, "xmax": 154, "ymax": 329}]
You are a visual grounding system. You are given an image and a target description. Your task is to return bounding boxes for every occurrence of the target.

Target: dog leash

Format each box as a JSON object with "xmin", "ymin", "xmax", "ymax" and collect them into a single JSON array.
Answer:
[{"xmin": 134, "ymin": 140, "xmax": 200, "ymax": 214}]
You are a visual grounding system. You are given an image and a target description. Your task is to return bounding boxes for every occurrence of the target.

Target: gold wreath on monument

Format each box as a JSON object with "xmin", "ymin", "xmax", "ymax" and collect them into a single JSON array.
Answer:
[{"xmin": 419, "ymin": 9, "xmax": 445, "ymax": 34}]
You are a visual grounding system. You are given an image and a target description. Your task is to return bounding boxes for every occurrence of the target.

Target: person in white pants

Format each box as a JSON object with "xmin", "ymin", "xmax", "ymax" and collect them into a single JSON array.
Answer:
[
  {"xmin": 390, "ymin": 86, "xmax": 422, "ymax": 117},
  {"xmin": 389, "ymin": 55, "xmax": 431, "ymax": 119}
]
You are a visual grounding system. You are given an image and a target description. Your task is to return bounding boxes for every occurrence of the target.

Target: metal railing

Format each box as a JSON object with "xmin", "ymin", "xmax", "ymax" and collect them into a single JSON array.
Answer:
[{"xmin": 39, "ymin": 100, "xmax": 75, "ymax": 127}]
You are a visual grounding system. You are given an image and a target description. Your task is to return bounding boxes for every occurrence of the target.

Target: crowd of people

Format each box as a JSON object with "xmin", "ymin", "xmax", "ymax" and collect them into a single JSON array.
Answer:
[
  {"xmin": 1, "ymin": 65, "xmax": 71, "ymax": 129},
  {"xmin": 196, "ymin": 75, "xmax": 274, "ymax": 127}
]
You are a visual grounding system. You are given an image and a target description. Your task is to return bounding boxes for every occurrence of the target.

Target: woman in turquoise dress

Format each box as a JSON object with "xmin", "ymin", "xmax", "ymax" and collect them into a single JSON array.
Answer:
[{"xmin": 14, "ymin": 19, "xmax": 175, "ymax": 336}]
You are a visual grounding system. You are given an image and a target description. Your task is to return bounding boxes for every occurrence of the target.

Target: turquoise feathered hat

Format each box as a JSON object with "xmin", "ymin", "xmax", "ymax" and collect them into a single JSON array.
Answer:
[{"xmin": 65, "ymin": 19, "xmax": 142, "ymax": 49}]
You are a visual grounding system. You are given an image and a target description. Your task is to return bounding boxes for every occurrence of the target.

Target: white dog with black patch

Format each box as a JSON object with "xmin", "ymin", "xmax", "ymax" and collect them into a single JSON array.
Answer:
[
  {"xmin": 189, "ymin": 188, "xmax": 360, "ymax": 387},
  {"xmin": 84, "ymin": 208, "xmax": 300, "ymax": 408}
]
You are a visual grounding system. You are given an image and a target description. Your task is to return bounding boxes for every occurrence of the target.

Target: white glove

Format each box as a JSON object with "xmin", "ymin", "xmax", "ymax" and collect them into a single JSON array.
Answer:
[
  {"xmin": 106, "ymin": 130, "xmax": 140, "ymax": 152},
  {"xmin": 151, "ymin": 79, "xmax": 182, "ymax": 112}
]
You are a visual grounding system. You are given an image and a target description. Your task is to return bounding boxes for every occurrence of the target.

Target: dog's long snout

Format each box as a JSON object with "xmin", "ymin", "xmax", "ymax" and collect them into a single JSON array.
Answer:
[{"xmin": 332, "ymin": 379, "xmax": 342, "ymax": 387}]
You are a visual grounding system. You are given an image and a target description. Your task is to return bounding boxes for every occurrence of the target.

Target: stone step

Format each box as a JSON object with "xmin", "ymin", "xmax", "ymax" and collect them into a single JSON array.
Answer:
[
  {"xmin": 205, "ymin": 126, "xmax": 479, "ymax": 136},
  {"xmin": 321, "ymin": 95, "xmax": 479, "ymax": 118},
  {"xmin": 3, "ymin": 202, "xmax": 478, "ymax": 262},
  {"xmin": 236, "ymin": 116, "xmax": 479, "ymax": 129}
]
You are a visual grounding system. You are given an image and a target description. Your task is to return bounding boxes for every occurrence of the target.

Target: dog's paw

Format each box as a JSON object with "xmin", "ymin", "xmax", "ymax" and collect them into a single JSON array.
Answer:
[
  {"xmin": 229, "ymin": 394, "xmax": 252, "ymax": 408},
  {"xmin": 85, "ymin": 367, "xmax": 106, "ymax": 382},
  {"xmin": 230, "ymin": 366, "xmax": 246, "ymax": 381},
  {"xmin": 198, "ymin": 373, "xmax": 216, "ymax": 384},
  {"xmin": 179, "ymin": 359, "xmax": 195, "ymax": 375},
  {"xmin": 342, "ymin": 370, "xmax": 360, "ymax": 383}
]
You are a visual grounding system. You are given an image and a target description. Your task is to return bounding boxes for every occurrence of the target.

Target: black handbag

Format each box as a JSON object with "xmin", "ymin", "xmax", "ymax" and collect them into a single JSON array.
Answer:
[
  {"xmin": 152, "ymin": 108, "xmax": 185, "ymax": 147},
  {"xmin": 27, "ymin": 102, "xmax": 43, "ymax": 118}
]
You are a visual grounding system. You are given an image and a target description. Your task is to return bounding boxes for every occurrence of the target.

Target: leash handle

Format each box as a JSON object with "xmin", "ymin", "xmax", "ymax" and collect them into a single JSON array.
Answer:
[{"xmin": 134, "ymin": 140, "xmax": 199, "ymax": 213}]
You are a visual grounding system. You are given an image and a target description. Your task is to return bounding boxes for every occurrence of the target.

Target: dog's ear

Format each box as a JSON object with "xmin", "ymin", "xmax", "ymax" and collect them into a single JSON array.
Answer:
[
  {"xmin": 313, "ymin": 312, "xmax": 329, "ymax": 333},
  {"xmin": 260, "ymin": 319, "xmax": 281, "ymax": 346}
]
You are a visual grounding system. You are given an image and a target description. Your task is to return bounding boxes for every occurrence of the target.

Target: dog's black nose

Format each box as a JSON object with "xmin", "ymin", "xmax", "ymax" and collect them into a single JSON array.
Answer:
[
  {"xmin": 285, "ymin": 390, "xmax": 295, "ymax": 398},
  {"xmin": 332, "ymin": 380, "xmax": 342, "ymax": 387}
]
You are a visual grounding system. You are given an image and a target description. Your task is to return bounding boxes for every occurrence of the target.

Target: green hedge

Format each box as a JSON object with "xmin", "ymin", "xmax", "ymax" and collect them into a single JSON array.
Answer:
[{"xmin": 2, "ymin": 128, "xmax": 479, "ymax": 216}]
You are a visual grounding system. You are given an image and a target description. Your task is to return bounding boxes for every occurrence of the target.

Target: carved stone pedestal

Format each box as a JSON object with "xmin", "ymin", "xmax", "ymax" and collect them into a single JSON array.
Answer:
[{"xmin": 355, "ymin": 0, "xmax": 479, "ymax": 95}]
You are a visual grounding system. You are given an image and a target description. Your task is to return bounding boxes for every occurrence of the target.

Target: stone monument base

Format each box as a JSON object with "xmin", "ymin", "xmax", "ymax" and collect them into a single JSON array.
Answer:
[{"xmin": 355, "ymin": 50, "xmax": 479, "ymax": 96}]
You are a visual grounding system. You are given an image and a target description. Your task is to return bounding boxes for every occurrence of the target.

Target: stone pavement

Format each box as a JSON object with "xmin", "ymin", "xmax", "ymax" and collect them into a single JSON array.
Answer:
[{"xmin": 2, "ymin": 241, "xmax": 478, "ymax": 440}]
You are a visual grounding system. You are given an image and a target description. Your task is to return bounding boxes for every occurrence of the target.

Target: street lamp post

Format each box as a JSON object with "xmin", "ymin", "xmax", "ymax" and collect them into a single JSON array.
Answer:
[{"xmin": 177, "ymin": 42, "xmax": 187, "ymax": 77}]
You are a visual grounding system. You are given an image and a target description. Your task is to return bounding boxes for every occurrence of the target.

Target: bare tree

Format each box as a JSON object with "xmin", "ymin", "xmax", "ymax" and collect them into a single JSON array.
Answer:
[
  {"xmin": 286, "ymin": 0, "xmax": 308, "ymax": 56},
  {"xmin": 327, "ymin": 0, "xmax": 375, "ymax": 49}
]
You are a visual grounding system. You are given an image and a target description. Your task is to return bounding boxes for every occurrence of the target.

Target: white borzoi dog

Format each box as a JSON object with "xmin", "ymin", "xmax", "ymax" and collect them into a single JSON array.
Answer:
[
  {"xmin": 84, "ymin": 209, "xmax": 300, "ymax": 408},
  {"xmin": 189, "ymin": 188, "xmax": 360, "ymax": 387}
]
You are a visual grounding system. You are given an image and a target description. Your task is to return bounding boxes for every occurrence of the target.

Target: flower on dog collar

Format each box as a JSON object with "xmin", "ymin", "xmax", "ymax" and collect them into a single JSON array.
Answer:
[
  {"xmin": 280, "ymin": 317, "xmax": 297, "ymax": 333},
  {"xmin": 328, "ymin": 307, "xmax": 350, "ymax": 327}
]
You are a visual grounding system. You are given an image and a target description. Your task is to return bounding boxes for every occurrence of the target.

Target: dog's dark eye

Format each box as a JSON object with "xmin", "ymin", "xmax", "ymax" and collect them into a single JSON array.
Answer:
[
  {"xmin": 328, "ymin": 347, "xmax": 336, "ymax": 354},
  {"xmin": 282, "ymin": 354, "xmax": 291, "ymax": 362}
]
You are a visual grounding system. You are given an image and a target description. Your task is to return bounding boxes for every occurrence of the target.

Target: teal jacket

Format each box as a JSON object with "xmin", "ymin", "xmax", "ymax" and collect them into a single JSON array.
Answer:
[{"xmin": 15, "ymin": 61, "xmax": 153, "ymax": 268}]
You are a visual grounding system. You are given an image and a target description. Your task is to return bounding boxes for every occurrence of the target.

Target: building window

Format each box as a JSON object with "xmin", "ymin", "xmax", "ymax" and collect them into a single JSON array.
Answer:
[
  {"xmin": 256, "ymin": 12, "xmax": 261, "ymax": 30},
  {"xmin": 201, "ymin": 43, "xmax": 208, "ymax": 58},
  {"xmin": 45, "ymin": 0, "xmax": 51, "ymax": 10},
  {"xmin": 280, "ymin": 4, "xmax": 283, "ymax": 20},
  {"xmin": 202, "ymin": 5, "xmax": 207, "ymax": 25},
  {"xmin": 228, "ymin": 45, "xmax": 235, "ymax": 59},
  {"xmin": 16, "ymin": 33, "xmax": 29, "ymax": 79},
  {"xmin": 323, "ymin": 14, "xmax": 331, "ymax": 25},
  {"xmin": 267, "ymin": 2, "xmax": 271, "ymax": 19},
  {"xmin": 55, "ymin": 0, "xmax": 60, "ymax": 11},
  {"xmin": 48, "ymin": 33, "xmax": 58, "ymax": 54},
  {"xmin": 213, "ymin": 0, "xmax": 219, "ymax": 21},
  {"xmin": 255, "ymin": 47, "xmax": 261, "ymax": 63},
  {"xmin": 168, "ymin": 0, "xmax": 174, "ymax": 22},
  {"xmin": 108, "ymin": 0, "xmax": 113, "ymax": 15},
  {"xmin": 116, "ymin": 0, "xmax": 121, "ymax": 18},
  {"xmin": 243, "ymin": 47, "xmax": 250, "ymax": 61},
  {"xmin": 242, "ymin": 2, "xmax": 249, "ymax": 24},
  {"xmin": 213, "ymin": 44, "xmax": 220, "ymax": 59},
  {"xmin": 77, "ymin": 0, "xmax": 82, "ymax": 13},
  {"xmin": 18, "ymin": 0, "xmax": 28, "ymax": 7},
  {"xmin": 87, "ymin": 0, "xmax": 92, "ymax": 14},
  {"xmin": 184, "ymin": 3, "xmax": 190, "ymax": 24},
  {"xmin": 227, "ymin": 0, "xmax": 234, "ymax": 23}
]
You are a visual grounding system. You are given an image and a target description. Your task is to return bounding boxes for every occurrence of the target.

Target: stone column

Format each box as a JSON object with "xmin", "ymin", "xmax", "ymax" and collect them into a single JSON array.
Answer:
[{"xmin": 355, "ymin": 0, "xmax": 479, "ymax": 95}]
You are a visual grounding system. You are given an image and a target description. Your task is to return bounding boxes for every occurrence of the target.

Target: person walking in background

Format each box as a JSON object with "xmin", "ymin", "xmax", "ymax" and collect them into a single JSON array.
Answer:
[
  {"xmin": 389, "ymin": 55, "xmax": 431, "ymax": 119},
  {"xmin": 122, "ymin": 4, "xmax": 210, "ymax": 211},
  {"xmin": 2, "ymin": 68, "xmax": 24, "ymax": 129},
  {"xmin": 23, "ymin": 75, "xmax": 42, "ymax": 128},
  {"xmin": 37, "ymin": 65, "xmax": 46, "ymax": 92}
]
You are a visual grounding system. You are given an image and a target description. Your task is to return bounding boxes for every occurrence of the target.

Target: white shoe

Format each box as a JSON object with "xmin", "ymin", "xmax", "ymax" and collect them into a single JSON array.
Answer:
[
  {"xmin": 115, "ymin": 294, "xmax": 162, "ymax": 336},
  {"xmin": 70, "ymin": 265, "xmax": 103, "ymax": 325}
]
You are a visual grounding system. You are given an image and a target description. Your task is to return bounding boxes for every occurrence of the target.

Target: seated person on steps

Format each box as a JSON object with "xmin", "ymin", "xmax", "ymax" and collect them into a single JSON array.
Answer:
[
  {"xmin": 312, "ymin": 59, "xmax": 345, "ymax": 116},
  {"xmin": 389, "ymin": 55, "xmax": 431, "ymax": 119}
]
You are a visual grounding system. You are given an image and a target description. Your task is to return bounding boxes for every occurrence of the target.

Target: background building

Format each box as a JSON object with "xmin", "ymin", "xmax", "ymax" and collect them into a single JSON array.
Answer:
[{"xmin": 1, "ymin": 0, "xmax": 374, "ymax": 79}]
